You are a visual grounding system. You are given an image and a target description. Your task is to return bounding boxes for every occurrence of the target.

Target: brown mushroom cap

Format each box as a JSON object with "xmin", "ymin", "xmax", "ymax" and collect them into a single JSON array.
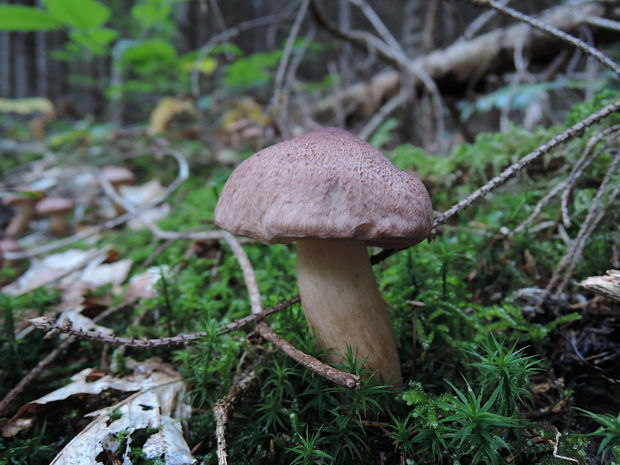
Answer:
[
  {"xmin": 215, "ymin": 127, "xmax": 433, "ymax": 248},
  {"xmin": 36, "ymin": 197, "xmax": 74, "ymax": 215},
  {"xmin": 2, "ymin": 188, "xmax": 43, "ymax": 207},
  {"xmin": 102, "ymin": 166, "xmax": 135, "ymax": 186}
]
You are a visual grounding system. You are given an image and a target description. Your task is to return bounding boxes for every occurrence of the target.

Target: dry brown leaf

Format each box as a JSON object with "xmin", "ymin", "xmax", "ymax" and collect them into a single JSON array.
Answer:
[{"xmin": 148, "ymin": 97, "xmax": 196, "ymax": 135}]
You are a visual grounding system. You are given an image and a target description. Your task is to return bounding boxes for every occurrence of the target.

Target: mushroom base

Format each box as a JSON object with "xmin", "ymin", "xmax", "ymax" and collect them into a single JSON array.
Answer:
[{"xmin": 296, "ymin": 239, "xmax": 402, "ymax": 386}]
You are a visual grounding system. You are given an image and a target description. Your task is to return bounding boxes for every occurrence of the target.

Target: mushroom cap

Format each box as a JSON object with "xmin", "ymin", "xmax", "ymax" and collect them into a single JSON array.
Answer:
[
  {"xmin": 215, "ymin": 127, "xmax": 433, "ymax": 248},
  {"xmin": 2, "ymin": 188, "xmax": 43, "ymax": 207},
  {"xmin": 36, "ymin": 197, "xmax": 74, "ymax": 215},
  {"xmin": 0, "ymin": 237, "xmax": 21, "ymax": 253},
  {"xmin": 103, "ymin": 166, "xmax": 135, "ymax": 185}
]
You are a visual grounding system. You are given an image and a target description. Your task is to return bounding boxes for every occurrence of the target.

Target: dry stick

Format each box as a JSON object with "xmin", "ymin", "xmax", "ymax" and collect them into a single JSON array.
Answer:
[
  {"xmin": 28, "ymin": 297, "xmax": 301, "ymax": 350},
  {"xmin": 358, "ymin": 91, "xmax": 408, "ymax": 140},
  {"xmin": 269, "ymin": 0, "xmax": 310, "ymax": 136},
  {"xmin": 461, "ymin": 0, "xmax": 510, "ymax": 40},
  {"xmin": 4, "ymin": 149, "xmax": 189, "ymax": 260},
  {"xmin": 221, "ymin": 232, "xmax": 360, "ymax": 389},
  {"xmin": 0, "ymin": 302, "xmax": 128, "ymax": 417},
  {"xmin": 550, "ymin": 154, "xmax": 620, "ymax": 295},
  {"xmin": 474, "ymin": 0, "xmax": 620, "ymax": 77},
  {"xmin": 29, "ymin": 317, "xmax": 208, "ymax": 348},
  {"xmin": 310, "ymin": 0, "xmax": 446, "ymax": 143},
  {"xmin": 190, "ymin": 13, "xmax": 294, "ymax": 97},
  {"xmin": 214, "ymin": 364, "xmax": 258, "ymax": 465},
  {"xmin": 560, "ymin": 129, "xmax": 620, "ymax": 227},
  {"xmin": 511, "ymin": 125, "xmax": 620, "ymax": 236},
  {"xmin": 372, "ymin": 97, "xmax": 620, "ymax": 265}
]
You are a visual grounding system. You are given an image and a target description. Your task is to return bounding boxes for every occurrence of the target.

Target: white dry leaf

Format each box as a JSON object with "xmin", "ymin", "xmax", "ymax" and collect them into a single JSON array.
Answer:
[
  {"xmin": 75, "ymin": 258, "xmax": 133, "ymax": 290},
  {"xmin": 128, "ymin": 203, "xmax": 171, "ymax": 231},
  {"xmin": 1, "ymin": 249, "xmax": 102, "ymax": 296},
  {"xmin": 55, "ymin": 306, "xmax": 114, "ymax": 337},
  {"xmin": 50, "ymin": 368, "xmax": 194, "ymax": 465},
  {"xmin": 120, "ymin": 180, "xmax": 165, "ymax": 207},
  {"xmin": 125, "ymin": 266, "xmax": 170, "ymax": 301}
]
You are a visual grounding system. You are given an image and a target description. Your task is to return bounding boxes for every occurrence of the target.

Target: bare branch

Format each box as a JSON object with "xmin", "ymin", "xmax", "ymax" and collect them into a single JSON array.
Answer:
[
  {"xmin": 214, "ymin": 363, "xmax": 258, "ymax": 465},
  {"xmin": 474, "ymin": 0, "xmax": 620, "ymax": 77}
]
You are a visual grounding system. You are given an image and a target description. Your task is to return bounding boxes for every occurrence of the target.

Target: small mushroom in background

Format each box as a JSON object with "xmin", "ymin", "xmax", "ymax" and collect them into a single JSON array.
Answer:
[
  {"xmin": 102, "ymin": 166, "xmax": 136, "ymax": 215},
  {"xmin": 36, "ymin": 197, "xmax": 75, "ymax": 236},
  {"xmin": 2, "ymin": 188, "xmax": 43, "ymax": 236},
  {"xmin": 215, "ymin": 127, "xmax": 433, "ymax": 386},
  {"xmin": 0, "ymin": 237, "xmax": 22, "ymax": 269}
]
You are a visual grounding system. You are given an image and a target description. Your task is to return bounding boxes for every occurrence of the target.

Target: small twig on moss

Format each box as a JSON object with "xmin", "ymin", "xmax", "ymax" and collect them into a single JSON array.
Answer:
[
  {"xmin": 222, "ymin": 232, "xmax": 360, "ymax": 389},
  {"xmin": 29, "ymin": 297, "xmax": 302, "ymax": 348},
  {"xmin": 0, "ymin": 302, "xmax": 128, "ymax": 417},
  {"xmin": 221, "ymin": 296, "xmax": 301, "ymax": 333},
  {"xmin": 29, "ymin": 317, "xmax": 208, "ymax": 348},
  {"xmin": 559, "ymin": 128, "xmax": 620, "ymax": 227},
  {"xmin": 214, "ymin": 364, "xmax": 258, "ymax": 465},
  {"xmin": 472, "ymin": 0, "xmax": 620, "ymax": 77},
  {"xmin": 254, "ymin": 322, "xmax": 360, "ymax": 389},
  {"xmin": 511, "ymin": 125, "xmax": 620, "ymax": 236},
  {"xmin": 433, "ymin": 98, "xmax": 620, "ymax": 229},
  {"xmin": 548, "ymin": 153, "xmax": 620, "ymax": 294}
]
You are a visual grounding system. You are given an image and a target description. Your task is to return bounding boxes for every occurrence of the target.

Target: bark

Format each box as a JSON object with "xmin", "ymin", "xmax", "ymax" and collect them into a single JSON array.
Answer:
[{"xmin": 313, "ymin": 2, "xmax": 615, "ymax": 120}]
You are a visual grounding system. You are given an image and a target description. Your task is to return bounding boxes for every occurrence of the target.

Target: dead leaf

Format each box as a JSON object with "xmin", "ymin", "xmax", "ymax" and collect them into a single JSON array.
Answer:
[
  {"xmin": 49, "ymin": 365, "xmax": 194, "ymax": 465},
  {"xmin": 1, "ymin": 249, "xmax": 102, "ymax": 296},
  {"xmin": 125, "ymin": 266, "xmax": 170, "ymax": 301},
  {"xmin": 148, "ymin": 97, "xmax": 197, "ymax": 135}
]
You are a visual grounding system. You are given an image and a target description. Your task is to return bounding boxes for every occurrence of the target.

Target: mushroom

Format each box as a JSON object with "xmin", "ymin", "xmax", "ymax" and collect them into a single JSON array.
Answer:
[
  {"xmin": 215, "ymin": 128, "xmax": 432, "ymax": 385},
  {"xmin": 0, "ymin": 237, "xmax": 21, "ymax": 268},
  {"xmin": 2, "ymin": 188, "xmax": 43, "ymax": 236},
  {"xmin": 36, "ymin": 197, "xmax": 74, "ymax": 236},
  {"xmin": 102, "ymin": 166, "xmax": 135, "ymax": 215}
]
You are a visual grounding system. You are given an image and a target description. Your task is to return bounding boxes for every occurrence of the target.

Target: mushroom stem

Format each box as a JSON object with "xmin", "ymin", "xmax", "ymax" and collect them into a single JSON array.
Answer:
[
  {"xmin": 6, "ymin": 203, "xmax": 35, "ymax": 236},
  {"xmin": 48, "ymin": 213, "xmax": 70, "ymax": 236},
  {"xmin": 296, "ymin": 239, "xmax": 403, "ymax": 386}
]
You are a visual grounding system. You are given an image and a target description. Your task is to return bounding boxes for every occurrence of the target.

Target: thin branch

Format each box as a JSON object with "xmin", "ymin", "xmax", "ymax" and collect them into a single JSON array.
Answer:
[
  {"xmin": 191, "ymin": 13, "xmax": 295, "ymax": 97},
  {"xmin": 434, "ymin": 98, "xmax": 620, "ymax": 229},
  {"xmin": 269, "ymin": 0, "xmax": 310, "ymax": 136},
  {"xmin": 371, "ymin": 97, "xmax": 620, "ymax": 265},
  {"xmin": 222, "ymin": 232, "xmax": 360, "ymax": 389},
  {"xmin": 29, "ymin": 317, "xmax": 208, "ymax": 348},
  {"xmin": 511, "ymin": 125, "xmax": 620, "ymax": 235},
  {"xmin": 255, "ymin": 322, "xmax": 360, "ymax": 389},
  {"xmin": 473, "ymin": 0, "xmax": 620, "ymax": 77},
  {"xmin": 358, "ymin": 91, "xmax": 408, "ymax": 140},
  {"xmin": 0, "ymin": 303, "xmax": 128, "ymax": 417},
  {"xmin": 214, "ymin": 363, "xmax": 258, "ymax": 465},
  {"xmin": 310, "ymin": 0, "xmax": 446, "ymax": 143},
  {"xmin": 549, "ymin": 152, "xmax": 620, "ymax": 294}
]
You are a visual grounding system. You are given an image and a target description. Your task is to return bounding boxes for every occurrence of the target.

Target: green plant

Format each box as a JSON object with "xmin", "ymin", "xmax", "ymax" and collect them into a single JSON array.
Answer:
[
  {"xmin": 0, "ymin": 0, "xmax": 117, "ymax": 55},
  {"xmin": 579, "ymin": 409, "xmax": 620, "ymax": 461},
  {"xmin": 288, "ymin": 428, "xmax": 334, "ymax": 465},
  {"xmin": 441, "ymin": 381, "xmax": 519, "ymax": 465},
  {"xmin": 465, "ymin": 336, "xmax": 540, "ymax": 416}
]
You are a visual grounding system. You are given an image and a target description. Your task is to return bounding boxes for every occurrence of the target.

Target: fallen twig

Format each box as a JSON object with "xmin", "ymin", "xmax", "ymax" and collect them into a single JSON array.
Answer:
[
  {"xmin": 473, "ymin": 0, "xmax": 620, "ymax": 77},
  {"xmin": 0, "ymin": 303, "xmax": 128, "ymax": 417},
  {"xmin": 547, "ymin": 152, "xmax": 620, "ymax": 294},
  {"xmin": 214, "ymin": 363, "xmax": 258, "ymax": 465},
  {"xmin": 254, "ymin": 322, "xmax": 360, "ymax": 389}
]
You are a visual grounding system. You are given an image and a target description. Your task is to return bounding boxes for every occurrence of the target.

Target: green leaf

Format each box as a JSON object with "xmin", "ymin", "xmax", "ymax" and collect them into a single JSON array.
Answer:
[
  {"xmin": 121, "ymin": 39, "xmax": 177, "ymax": 65},
  {"xmin": 0, "ymin": 6, "xmax": 64, "ymax": 31},
  {"xmin": 42, "ymin": 0, "xmax": 110, "ymax": 28},
  {"xmin": 69, "ymin": 28, "xmax": 118, "ymax": 55}
]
